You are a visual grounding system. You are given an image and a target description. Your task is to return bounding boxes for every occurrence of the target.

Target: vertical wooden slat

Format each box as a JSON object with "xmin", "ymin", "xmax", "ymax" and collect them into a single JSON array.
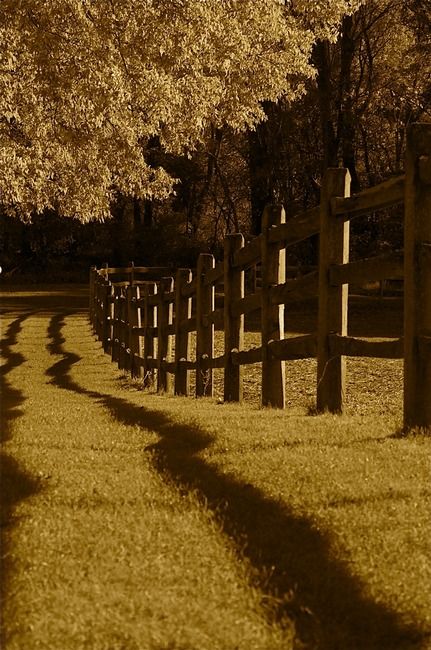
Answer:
[
  {"xmin": 196, "ymin": 254, "xmax": 215, "ymax": 397},
  {"xmin": 261, "ymin": 205, "xmax": 286, "ymax": 408},
  {"xmin": 174, "ymin": 269, "xmax": 192, "ymax": 396},
  {"xmin": 404, "ymin": 123, "xmax": 431, "ymax": 431},
  {"xmin": 95, "ymin": 274, "xmax": 103, "ymax": 340},
  {"xmin": 317, "ymin": 168, "xmax": 351, "ymax": 413},
  {"xmin": 143, "ymin": 282, "xmax": 157, "ymax": 388},
  {"xmin": 111, "ymin": 286, "xmax": 121, "ymax": 364},
  {"xmin": 128, "ymin": 284, "xmax": 143, "ymax": 378},
  {"xmin": 123, "ymin": 286, "xmax": 131, "ymax": 372},
  {"xmin": 102, "ymin": 280, "xmax": 112, "ymax": 353},
  {"xmin": 94, "ymin": 273, "xmax": 102, "ymax": 339},
  {"xmin": 157, "ymin": 277, "xmax": 174, "ymax": 393},
  {"xmin": 224, "ymin": 234, "xmax": 245, "ymax": 402},
  {"xmin": 118, "ymin": 288, "xmax": 127, "ymax": 371}
]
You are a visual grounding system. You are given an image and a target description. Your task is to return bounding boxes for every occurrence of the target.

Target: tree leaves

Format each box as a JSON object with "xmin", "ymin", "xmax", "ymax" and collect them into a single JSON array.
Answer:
[{"xmin": 0, "ymin": 0, "xmax": 360, "ymax": 220}]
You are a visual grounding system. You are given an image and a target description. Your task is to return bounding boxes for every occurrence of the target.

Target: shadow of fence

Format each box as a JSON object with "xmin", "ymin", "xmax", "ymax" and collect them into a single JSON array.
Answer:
[
  {"xmin": 0, "ymin": 313, "xmax": 41, "ymax": 641},
  {"xmin": 44, "ymin": 310, "xmax": 425, "ymax": 650}
]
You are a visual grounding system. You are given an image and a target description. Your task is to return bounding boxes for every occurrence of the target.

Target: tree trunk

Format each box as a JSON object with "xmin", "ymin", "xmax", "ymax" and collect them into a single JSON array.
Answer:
[
  {"xmin": 248, "ymin": 125, "xmax": 272, "ymax": 235},
  {"xmin": 338, "ymin": 15, "xmax": 360, "ymax": 193},
  {"xmin": 313, "ymin": 41, "xmax": 338, "ymax": 172}
]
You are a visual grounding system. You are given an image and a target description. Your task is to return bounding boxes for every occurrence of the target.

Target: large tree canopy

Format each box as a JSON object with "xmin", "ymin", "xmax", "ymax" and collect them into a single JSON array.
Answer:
[{"xmin": 1, "ymin": 0, "xmax": 361, "ymax": 221}]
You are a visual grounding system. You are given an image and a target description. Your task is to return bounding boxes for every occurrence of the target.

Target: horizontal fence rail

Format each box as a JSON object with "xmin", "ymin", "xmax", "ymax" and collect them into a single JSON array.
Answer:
[{"xmin": 89, "ymin": 123, "xmax": 431, "ymax": 431}]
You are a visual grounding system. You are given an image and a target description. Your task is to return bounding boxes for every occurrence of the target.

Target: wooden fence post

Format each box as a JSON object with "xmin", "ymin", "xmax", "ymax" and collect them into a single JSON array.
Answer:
[
  {"xmin": 143, "ymin": 282, "xmax": 157, "ymax": 388},
  {"xmin": 261, "ymin": 205, "xmax": 286, "ymax": 408},
  {"xmin": 102, "ymin": 281, "xmax": 113, "ymax": 353},
  {"xmin": 404, "ymin": 123, "xmax": 431, "ymax": 431},
  {"xmin": 196, "ymin": 253, "xmax": 215, "ymax": 397},
  {"xmin": 123, "ymin": 286, "xmax": 132, "ymax": 372},
  {"xmin": 94, "ymin": 273, "xmax": 102, "ymax": 339},
  {"xmin": 118, "ymin": 288, "xmax": 127, "ymax": 371},
  {"xmin": 157, "ymin": 277, "xmax": 174, "ymax": 393},
  {"xmin": 128, "ymin": 284, "xmax": 143, "ymax": 378},
  {"xmin": 111, "ymin": 286, "xmax": 121, "ymax": 364},
  {"xmin": 224, "ymin": 234, "xmax": 245, "ymax": 402},
  {"xmin": 174, "ymin": 269, "xmax": 192, "ymax": 396},
  {"xmin": 317, "ymin": 168, "xmax": 351, "ymax": 413},
  {"xmin": 94, "ymin": 274, "xmax": 104, "ymax": 340}
]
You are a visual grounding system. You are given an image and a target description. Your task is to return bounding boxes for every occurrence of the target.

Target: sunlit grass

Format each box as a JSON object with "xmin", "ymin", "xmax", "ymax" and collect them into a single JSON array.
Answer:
[
  {"xmin": 1, "ymin": 293, "xmax": 430, "ymax": 649},
  {"xmin": 124, "ymin": 391, "xmax": 431, "ymax": 648},
  {"xmin": 1, "ymin": 311, "xmax": 292, "ymax": 650}
]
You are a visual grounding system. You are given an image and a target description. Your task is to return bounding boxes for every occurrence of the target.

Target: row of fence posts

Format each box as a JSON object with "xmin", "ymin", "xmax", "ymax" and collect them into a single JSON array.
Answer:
[
  {"xmin": 90, "ymin": 123, "xmax": 431, "ymax": 431},
  {"xmin": 89, "ymin": 206, "xmax": 293, "ymax": 407}
]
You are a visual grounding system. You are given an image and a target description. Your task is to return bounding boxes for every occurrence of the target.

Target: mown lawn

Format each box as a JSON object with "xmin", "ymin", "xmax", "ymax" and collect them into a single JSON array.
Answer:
[{"xmin": 1, "ymin": 288, "xmax": 430, "ymax": 650}]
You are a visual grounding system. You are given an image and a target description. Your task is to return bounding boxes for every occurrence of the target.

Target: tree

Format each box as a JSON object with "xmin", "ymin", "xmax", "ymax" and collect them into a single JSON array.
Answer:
[
  {"xmin": 248, "ymin": 0, "xmax": 431, "ymax": 231},
  {"xmin": 0, "ymin": 0, "xmax": 362, "ymax": 221}
]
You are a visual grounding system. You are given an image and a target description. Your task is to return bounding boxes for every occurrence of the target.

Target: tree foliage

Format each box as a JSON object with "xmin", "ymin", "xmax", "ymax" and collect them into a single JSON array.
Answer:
[
  {"xmin": 1, "ymin": 0, "xmax": 361, "ymax": 221},
  {"xmin": 243, "ymin": 0, "xmax": 430, "ymax": 236}
]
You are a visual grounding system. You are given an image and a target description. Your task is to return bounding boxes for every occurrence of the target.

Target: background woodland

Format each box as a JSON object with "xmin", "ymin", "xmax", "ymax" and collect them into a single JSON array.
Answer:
[{"xmin": 1, "ymin": 0, "xmax": 430, "ymax": 281}]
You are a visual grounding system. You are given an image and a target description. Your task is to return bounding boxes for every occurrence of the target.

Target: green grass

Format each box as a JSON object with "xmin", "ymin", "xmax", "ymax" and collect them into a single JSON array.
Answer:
[{"xmin": 1, "ymin": 289, "xmax": 431, "ymax": 650}]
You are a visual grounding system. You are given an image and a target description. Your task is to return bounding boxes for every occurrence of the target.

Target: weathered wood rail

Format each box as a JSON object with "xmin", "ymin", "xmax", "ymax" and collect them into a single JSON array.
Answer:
[{"xmin": 89, "ymin": 123, "xmax": 431, "ymax": 431}]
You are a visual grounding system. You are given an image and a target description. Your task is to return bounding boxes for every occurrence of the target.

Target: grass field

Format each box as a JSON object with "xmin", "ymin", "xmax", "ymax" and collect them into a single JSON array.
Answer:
[{"xmin": 1, "ymin": 287, "xmax": 430, "ymax": 650}]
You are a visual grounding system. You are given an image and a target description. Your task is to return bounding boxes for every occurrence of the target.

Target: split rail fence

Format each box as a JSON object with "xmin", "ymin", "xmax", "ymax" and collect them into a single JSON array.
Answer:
[{"xmin": 89, "ymin": 123, "xmax": 431, "ymax": 431}]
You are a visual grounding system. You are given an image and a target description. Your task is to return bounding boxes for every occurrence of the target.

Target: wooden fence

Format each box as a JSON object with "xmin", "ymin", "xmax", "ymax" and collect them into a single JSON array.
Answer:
[{"xmin": 89, "ymin": 123, "xmax": 431, "ymax": 431}]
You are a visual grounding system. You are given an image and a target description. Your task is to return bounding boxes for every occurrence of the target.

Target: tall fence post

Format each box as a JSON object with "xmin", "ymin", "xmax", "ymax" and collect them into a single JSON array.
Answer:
[
  {"xmin": 118, "ymin": 288, "xmax": 128, "ymax": 371},
  {"xmin": 157, "ymin": 277, "xmax": 174, "ymax": 393},
  {"xmin": 102, "ymin": 281, "xmax": 113, "ymax": 353},
  {"xmin": 122, "ymin": 286, "xmax": 131, "ymax": 372},
  {"xmin": 128, "ymin": 284, "xmax": 143, "ymax": 378},
  {"xmin": 317, "ymin": 168, "xmax": 351, "ymax": 413},
  {"xmin": 94, "ymin": 275, "xmax": 104, "ymax": 340},
  {"xmin": 261, "ymin": 205, "xmax": 286, "ymax": 408},
  {"xmin": 224, "ymin": 234, "xmax": 244, "ymax": 402},
  {"xmin": 143, "ymin": 282, "xmax": 157, "ymax": 388},
  {"xmin": 95, "ymin": 274, "xmax": 105, "ymax": 341},
  {"xmin": 174, "ymin": 269, "xmax": 192, "ymax": 396},
  {"xmin": 111, "ymin": 285, "xmax": 121, "ymax": 365},
  {"xmin": 404, "ymin": 123, "xmax": 431, "ymax": 431},
  {"xmin": 196, "ymin": 253, "xmax": 215, "ymax": 397}
]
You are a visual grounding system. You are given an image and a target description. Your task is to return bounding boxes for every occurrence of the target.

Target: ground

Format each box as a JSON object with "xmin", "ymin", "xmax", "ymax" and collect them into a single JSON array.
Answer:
[{"xmin": 1, "ymin": 285, "xmax": 430, "ymax": 650}]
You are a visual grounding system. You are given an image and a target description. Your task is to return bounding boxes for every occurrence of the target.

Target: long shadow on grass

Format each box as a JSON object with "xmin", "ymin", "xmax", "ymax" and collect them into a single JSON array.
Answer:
[
  {"xmin": 0, "ymin": 312, "xmax": 39, "ymax": 500},
  {"xmin": 46, "ymin": 312, "xmax": 425, "ymax": 650},
  {"xmin": 0, "ymin": 313, "xmax": 41, "ymax": 643},
  {"xmin": 1, "ymin": 313, "xmax": 29, "ymax": 439}
]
